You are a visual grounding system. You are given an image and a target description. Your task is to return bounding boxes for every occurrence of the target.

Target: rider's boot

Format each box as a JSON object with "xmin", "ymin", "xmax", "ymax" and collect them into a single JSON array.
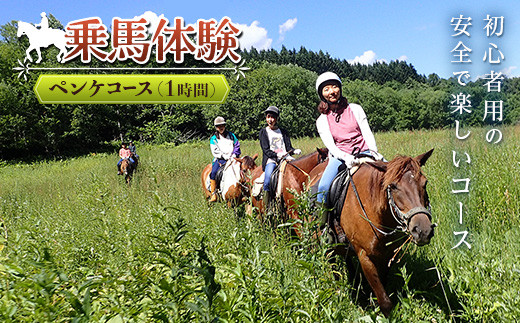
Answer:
[
  {"xmin": 316, "ymin": 202, "xmax": 333, "ymax": 244},
  {"xmin": 263, "ymin": 190, "xmax": 273, "ymax": 215},
  {"xmin": 209, "ymin": 179, "xmax": 218, "ymax": 202}
]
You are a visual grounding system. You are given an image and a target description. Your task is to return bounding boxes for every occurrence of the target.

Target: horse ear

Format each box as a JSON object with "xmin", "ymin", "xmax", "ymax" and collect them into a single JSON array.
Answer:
[
  {"xmin": 316, "ymin": 147, "xmax": 328, "ymax": 156},
  {"xmin": 252, "ymin": 153, "xmax": 258, "ymax": 161},
  {"xmin": 234, "ymin": 157, "xmax": 243, "ymax": 163},
  {"xmin": 415, "ymin": 149, "xmax": 434, "ymax": 166}
]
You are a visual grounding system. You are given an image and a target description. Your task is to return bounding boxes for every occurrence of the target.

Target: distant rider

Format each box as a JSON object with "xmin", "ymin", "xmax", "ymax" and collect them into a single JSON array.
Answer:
[
  {"xmin": 209, "ymin": 117, "xmax": 241, "ymax": 202},
  {"xmin": 117, "ymin": 142, "xmax": 135, "ymax": 175},
  {"xmin": 128, "ymin": 141, "xmax": 139, "ymax": 163}
]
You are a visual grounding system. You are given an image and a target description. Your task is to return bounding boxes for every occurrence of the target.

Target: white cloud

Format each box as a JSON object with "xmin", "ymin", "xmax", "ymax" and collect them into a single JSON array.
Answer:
[
  {"xmin": 499, "ymin": 66, "xmax": 518, "ymax": 77},
  {"xmin": 347, "ymin": 50, "xmax": 410, "ymax": 65},
  {"xmin": 237, "ymin": 21, "xmax": 272, "ymax": 51},
  {"xmin": 133, "ymin": 11, "xmax": 165, "ymax": 35},
  {"xmin": 278, "ymin": 18, "xmax": 297, "ymax": 42},
  {"xmin": 348, "ymin": 50, "xmax": 383, "ymax": 65},
  {"xmin": 476, "ymin": 66, "xmax": 518, "ymax": 80}
]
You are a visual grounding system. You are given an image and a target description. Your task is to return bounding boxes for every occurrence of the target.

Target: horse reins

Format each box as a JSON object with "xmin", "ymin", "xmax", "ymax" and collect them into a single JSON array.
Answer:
[
  {"xmin": 228, "ymin": 160, "xmax": 251, "ymax": 194},
  {"xmin": 347, "ymin": 170, "xmax": 400, "ymax": 239},
  {"xmin": 348, "ymin": 165, "xmax": 432, "ymax": 239},
  {"xmin": 285, "ymin": 151, "xmax": 326, "ymax": 179}
]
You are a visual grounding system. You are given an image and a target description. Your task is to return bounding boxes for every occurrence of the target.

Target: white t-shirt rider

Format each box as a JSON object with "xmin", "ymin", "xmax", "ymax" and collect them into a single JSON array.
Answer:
[{"xmin": 265, "ymin": 127, "xmax": 287, "ymax": 165}]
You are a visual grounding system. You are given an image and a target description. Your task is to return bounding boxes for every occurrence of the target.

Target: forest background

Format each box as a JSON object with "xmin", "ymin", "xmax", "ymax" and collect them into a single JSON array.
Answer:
[{"xmin": 0, "ymin": 14, "xmax": 518, "ymax": 160}]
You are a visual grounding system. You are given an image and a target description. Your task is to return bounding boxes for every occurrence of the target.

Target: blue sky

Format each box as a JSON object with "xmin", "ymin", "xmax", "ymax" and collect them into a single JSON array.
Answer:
[{"xmin": 2, "ymin": 0, "xmax": 520, "ymax": 79}]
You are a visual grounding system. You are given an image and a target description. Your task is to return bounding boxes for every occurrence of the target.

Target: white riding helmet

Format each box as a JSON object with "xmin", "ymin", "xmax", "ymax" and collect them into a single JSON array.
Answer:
[
  {"xmin": 214, "ymin": 116, "xmax": 226, "ymax": 126},
  {"xmin": 315, "ymin": 72, "xmax": 342, "ymax": 102}
]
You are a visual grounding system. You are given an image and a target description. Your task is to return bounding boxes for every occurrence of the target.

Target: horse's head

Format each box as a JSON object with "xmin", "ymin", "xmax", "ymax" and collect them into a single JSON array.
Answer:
[
  {"xmin": 120, "ymin": 158, "xmax": 131, "ymax": 175},
  {"xmin": 290, "ymin": 148, "xmax": 329, "ymax": 174},
  {"xmin": 17, "ymin": 21, "xmax": 26, "ymax": 37},
  {"xmin": 379, "ymin": 149, "xmax": 435, "ymax": 246},
  {"xmin": 234, "ymin": 153, "xmax": 258, "ymax": 180},
  {"xmin": 316, "ymin": 147, "xmax": 329, "ymax": 163}
]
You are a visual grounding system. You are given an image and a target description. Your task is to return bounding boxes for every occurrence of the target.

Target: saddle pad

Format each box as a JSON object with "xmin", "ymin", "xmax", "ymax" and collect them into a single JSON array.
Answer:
[
  {"xmin": 252, "ymin": 173, "xmax": 265, "ymax": 197},
  {"xmin": 328, "ymin": 157, "xmax": 375, "ymax": 214},
  {"xmin": 205, "ymin": 175, "xmax": 211, "ymax": 192},
  {"xmin": 276, "ymin": 160, "xmax": 288, "ymax": 199},
  {"xmin": 205, "ymin": 163, "xmax": 225, "ymax": 193}
]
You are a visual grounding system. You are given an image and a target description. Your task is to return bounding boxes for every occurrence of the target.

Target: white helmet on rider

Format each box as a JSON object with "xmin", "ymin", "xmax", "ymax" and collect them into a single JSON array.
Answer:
[
  {"xmin": 316, "ymin": 72, "xmax": 342, "ymax": 102},
  {"xmin": 214, "ymin": 116, "xmax": 226, "ymax": 126}
]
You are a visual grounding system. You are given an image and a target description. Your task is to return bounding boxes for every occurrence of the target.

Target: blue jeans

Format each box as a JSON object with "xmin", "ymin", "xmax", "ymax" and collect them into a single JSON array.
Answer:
[
  {"xmin": 317, "ymin": 156, "xmax": 343, "ymax": 203},
  {"xmin": 118, "ymin": 157, "xmax": 135, "ymax": 166},
  {"xmin": 210, "ymin": 158, "xmax": 226, "ymax": 180},
  {"xmin": 263, "ymin": 162, "xmax": 277, "ymax": 191},
  {"xmin": 317, "ymin": 150, "xmax": 373, "ymax": 203}
]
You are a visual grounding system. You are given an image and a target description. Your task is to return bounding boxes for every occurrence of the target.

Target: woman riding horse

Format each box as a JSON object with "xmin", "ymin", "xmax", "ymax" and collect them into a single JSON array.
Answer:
[
  {"xmin": 259, "ymin": 106, "xmax": 301, "ymax": 214},
  {"xmin": 117, "ymin": 142, "xmax": 135, "ymax": 175},
  {"xmin": 314, "ymin": 72, "xmax": 385, "ymax": 235},
  {"xmin": 208, "ymin": 116, "xmax": 241, "ymax": 203},
  {"xmin": 315, "ymin": 72, "xmax": 385, "ymax": 206}
]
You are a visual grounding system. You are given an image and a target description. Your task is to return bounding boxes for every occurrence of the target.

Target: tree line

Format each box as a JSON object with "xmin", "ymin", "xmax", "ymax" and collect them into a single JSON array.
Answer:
[
  {"xmin": 0, "ymin": 16, "xmax": 518, "ymax": 160},
  {"xmin": 241, "ymin": 46, "xmax": 426, "ymax": 85}
]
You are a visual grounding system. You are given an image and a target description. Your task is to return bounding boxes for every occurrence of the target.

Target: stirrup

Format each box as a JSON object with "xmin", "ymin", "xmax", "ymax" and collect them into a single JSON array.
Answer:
[
  {"xmin": 321, "ymin": 225, "xmax": 334, "ymax": 244},
  {"xmin": 333, "ymin": 219, "xmax": 346, "ymax": 243}
]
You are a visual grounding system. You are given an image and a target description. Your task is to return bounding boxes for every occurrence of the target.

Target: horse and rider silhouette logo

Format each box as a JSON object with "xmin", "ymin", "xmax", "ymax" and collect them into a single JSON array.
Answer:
[{"xmin": 17, "ymin": 12, "xmax": 67, "ymax": 63}]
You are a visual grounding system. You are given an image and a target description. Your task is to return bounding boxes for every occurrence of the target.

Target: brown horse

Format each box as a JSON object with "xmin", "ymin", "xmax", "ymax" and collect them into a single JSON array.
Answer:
[
  {"xmin": 201, "ymin": 154, "xmax": 258, "ymax": 207},
  {"xmin": 308, "ymin": 149, "xmax": 435, "ymax": 317},
  {"xmin": 120, "ymin": 158, "xmax": 135, "ymax": 184},
  {"xmin": 249, "ymin": 148, "xmax": 328, "ymax": 226}
]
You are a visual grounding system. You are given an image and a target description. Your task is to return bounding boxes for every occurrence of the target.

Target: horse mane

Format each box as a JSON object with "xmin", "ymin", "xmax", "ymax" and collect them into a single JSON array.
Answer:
[
  {"xmin": 382, "ymin": 155, "xmax": 422, "ymax": 189},
  {"xmin": 292, "ymin": 151, "xmax": 318, "ymax": 163}
]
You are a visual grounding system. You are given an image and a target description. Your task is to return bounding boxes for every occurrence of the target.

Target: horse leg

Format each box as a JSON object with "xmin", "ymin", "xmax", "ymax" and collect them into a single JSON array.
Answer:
[
  {"xmin": 57, "ymin": 45, "xmax": 67, "ymax": 62},
  {"xmin": 35, "ymin": 47, "xmax": 42, "ymax": 63},
  {"xmin": 25, "ymin": 46, "xmax": 34, "ymax": 63},
  {"xmin": 357, "ymin": 250, "xmax": 393, "ymax": 317}
]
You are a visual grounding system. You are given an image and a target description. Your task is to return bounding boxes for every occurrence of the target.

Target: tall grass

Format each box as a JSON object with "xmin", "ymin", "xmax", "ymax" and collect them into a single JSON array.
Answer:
[{"xmin": 0, "ymin": 126, "xmax": 519, "ymax": 321}]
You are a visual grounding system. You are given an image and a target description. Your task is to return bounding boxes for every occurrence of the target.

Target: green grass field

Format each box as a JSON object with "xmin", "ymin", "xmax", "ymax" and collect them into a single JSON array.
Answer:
[{"xmin": 1, "ymin": 126, "xmax": 519, "ymax": 322}]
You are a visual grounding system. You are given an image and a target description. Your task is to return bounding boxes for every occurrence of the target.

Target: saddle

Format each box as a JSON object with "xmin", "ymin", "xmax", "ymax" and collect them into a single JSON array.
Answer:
[
  {"xmin": 267, "ymin": 160, "xmax": 289, "ymax": 203},
  {"xmin": 325, "ymin": 152, "xmax": 377, "ymax": 242},
  {"xmin": 268, "ymin": 164, "xmax": 280, "ymax": 197},
  {"xmin": 215, "ymin": 165, "xmax": 224, "ymax": 186},
  {"xmin": 121, "ymin": 157, "xmax": 135, "ymax": 167}
]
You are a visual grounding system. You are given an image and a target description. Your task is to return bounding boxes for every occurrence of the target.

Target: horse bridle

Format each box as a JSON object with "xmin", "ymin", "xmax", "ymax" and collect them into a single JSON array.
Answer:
[
  {"xmin": 349, "ymin": 166, "xmax": 432, "ymax": 238},
  {"xmin": 386, "ymin": 186, "xmax": 432, "ymax": 232},
  {"xmin": 229, "ymin": 160, "xmax": 255, "ymax": 195}
]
